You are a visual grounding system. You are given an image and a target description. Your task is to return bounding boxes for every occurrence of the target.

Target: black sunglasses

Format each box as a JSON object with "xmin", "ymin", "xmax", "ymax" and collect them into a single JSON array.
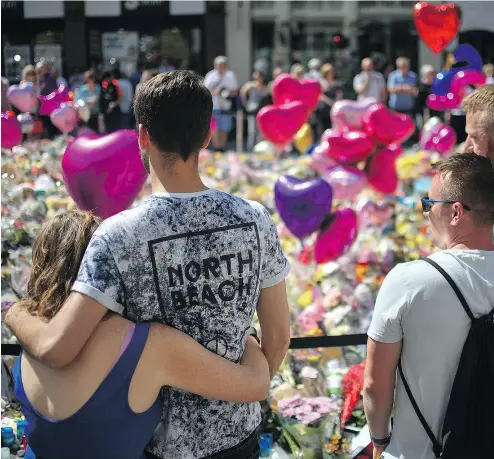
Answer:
[{"xmin": 421, "ymin": 197, "xmax": 471, "ymax": 213}]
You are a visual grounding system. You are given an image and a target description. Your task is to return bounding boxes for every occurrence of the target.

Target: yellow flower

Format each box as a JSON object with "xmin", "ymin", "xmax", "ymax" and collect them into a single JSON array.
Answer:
[{"xmin": 297, "ymin": 289, "xmax": 313, "ymax": 308}]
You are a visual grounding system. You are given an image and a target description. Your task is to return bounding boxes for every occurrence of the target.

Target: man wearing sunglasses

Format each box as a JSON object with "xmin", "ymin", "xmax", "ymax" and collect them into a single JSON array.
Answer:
[
  {"xmin": 363, "ymin": 153, "xmax": 494, "ymax": 459},
  {"xmin": 462, "ymin": 84, "xmax": 494, "ymax": 160}
]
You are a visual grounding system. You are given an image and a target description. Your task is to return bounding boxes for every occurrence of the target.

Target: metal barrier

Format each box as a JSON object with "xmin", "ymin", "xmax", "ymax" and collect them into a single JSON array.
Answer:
[{"xmin": 1, "ymin": 334, "xmax": 368, "ymax": 357}]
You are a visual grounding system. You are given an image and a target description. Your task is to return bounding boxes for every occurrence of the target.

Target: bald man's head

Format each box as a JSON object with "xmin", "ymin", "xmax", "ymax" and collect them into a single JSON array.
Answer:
[{"xmin": 361, "ymin": 58, "xmax": 373, "ymax": 71}]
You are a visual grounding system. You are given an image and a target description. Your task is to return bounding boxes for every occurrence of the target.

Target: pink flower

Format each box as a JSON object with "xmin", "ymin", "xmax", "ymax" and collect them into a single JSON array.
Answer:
[{"xmin": 13, "ymin": 220, "xmax": 25, "ymax": 229}]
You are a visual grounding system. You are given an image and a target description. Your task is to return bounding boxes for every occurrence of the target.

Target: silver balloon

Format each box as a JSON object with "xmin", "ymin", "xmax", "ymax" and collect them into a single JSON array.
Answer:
[
  {"xmin": 17, "ymin": 113, "xmax": 34, "ymax": 134},
  {"xmin": 74, "ymin": 99, "xmax": 90, "ymax": 123}
]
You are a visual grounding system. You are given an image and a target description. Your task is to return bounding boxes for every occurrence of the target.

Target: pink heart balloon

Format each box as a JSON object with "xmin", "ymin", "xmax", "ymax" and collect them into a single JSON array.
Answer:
[
  {"xmin": 314, "ymin": 208, "xmax": 358, "ymax": 264},
  {"xmin": 420, "ymin": 122, "xmax": 457, "ymax": 156},
  {"xmin": 7, "ymin": 82, "xmax": 37, "ymax": 113},
  {"xmin": 357, "ymin": 199, "xmax": 393, "ymax": 230},
  {"xmin": 62, "ymin": 130, "xmax": 147, "ymax": 219},
  {"xmin": 256, "ymin": 101, "xmax": 309, "ymax": 147},
  {"xmin": 426, "ymin": 92, "xmax": 462, "ymax": 111},
  {"xmin": 76, "ymin": 126, "xmax": 98, "ymax": 138},
  {"xmin": 322, "ymin": 130, "xmax": 375, "ymax": 165},
  {"xmin": 450, "ymin": 69, "xmax": 486, "ymax": 97},
  {"xmin": 330, "ymin": 98, "xmax": 377, "ymax": 131},
  {"xmin": 321, "ymin": 165, "xmax": 368, "ymax": 201},
  {"xmin": 50, "ymin": 103, "xmax": 78, "ymax": 133},
  {"xmin": 1, "ymin": 112, "xmax": 23, "ymax": 149},
  {"xmin": 39, "ymin": 83, "xmax": 70, "ymax": 116},
  {"xmin": 362, "ymin": 104, "xmax": 415, "ymax": 145},
  {"xmin": 272, "ymin": 73, "xmax": 322, "ymax": 112},
  {"xmin": 309, "ymin": 141, "xmax": 338, "ymax": 174},
  {"xmin": 366, "ymin": 145, "xmax": 402, "ymax": 194}
]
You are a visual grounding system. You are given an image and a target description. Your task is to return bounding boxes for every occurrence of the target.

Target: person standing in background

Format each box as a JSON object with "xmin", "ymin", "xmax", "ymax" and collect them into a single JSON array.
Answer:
[
  {"xmin": 387, "ymin": 57, "xmax": 418, "ymax": 117},
  {"xmin": 204, "ymin": 56, "xmax": 239, "ymax": 152},
  {"xmin": 240, "ymin": 71, "xmax": 269, "ymax": 151},
  {"xmin": 290, "ymin": 63, "xmax": 305, "ymax": 80},
  {"xmin": 305, "ymin": 58, "xmax": 322, "ymax": 80},
  {"xmin": 417, "ymin": 65, "xmax": 443, "ymax": 124},
  {"xmin": 75, "ymin": 70, "xmax": 101, "ymax": 132},
  {"xmin": 112, "ymin": 69, "xmax": 134, "ymax": 129},
  {"xmin": 483, "ymin": 64, "xmax": 494, "ymax": 84},
  {"xmin": 99, "ymin": 72, "xmax": 123, "ymax": 134},
  {"xmin": 353, "ymin": 58, "xmax": 387, "ymax": 103},
  {"xmin": 36, "ymin": 62, "xmax": 59, "ymax": 139}
]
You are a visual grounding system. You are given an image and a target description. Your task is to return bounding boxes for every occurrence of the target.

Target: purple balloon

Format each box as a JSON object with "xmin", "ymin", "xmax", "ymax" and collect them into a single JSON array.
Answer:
[
  {"xmin": 274, "ymin": 175, "xmax": 333, "ymax": 239},
  {"xmin": 61, "ymin": 129, "xmax": 147, "ymax": 219}
]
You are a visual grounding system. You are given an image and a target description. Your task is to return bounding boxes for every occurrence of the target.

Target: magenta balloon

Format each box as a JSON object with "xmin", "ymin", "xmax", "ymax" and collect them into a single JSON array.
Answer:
[
  {"xmin": 314, "ymin": 208, "xmax": 358, "ymax": 264},
  {"xmin": 1, "ymin": 112, "xmax": 23, "ymax": 149},
  {"xmin": 421, "ymin": 123, "xmax": 457, "ymax": 156},
  {"xmin": 362, "ymin": 104, "xmax": 415, "ymax": 145},
  {"xmin": 450, "ymin": 69, "xmax": 486, "ymax": 97},
  {"xmin": 61, "ymin": 129, "xmax": 148, "ymax": 219},
  {"xmin": 426, "ymin": 92, "xmax": 462, "ymax": 112},
  {"xmin": 50, "ymin": 103, "xmax": 78, "ymax": 133},
  {"xmin": 309, "ymin": 141, "xmax": 338, "ymax": 174},
  {"xmin": 256, "ymin": 101, "xmax": 309, "ymax": 147},
  {"xmin": 7, "ymin": 82, "xmax": 37, "ymax": 113},
  {"xmin": 366, "ymin": 145, "xmax": 401, "ymax": 194},
  {"xmin": 321, "ymin": 165, "xmax": 367, "ymax": 201},
  {"xmin": 272, "ymin": 73, "xmax": 322, "ymax": 112},
  {"xmin": 39, "ymin": 83, "xmax": 71, "ymax": 116},
  {"xmin": 210, "ymin": 116, "xmax": 217, "ymax": 133},
  {"xmin": 325, "ymin": 130, "xmax": 374, "ymax": 164},
  {"xmin": 330, "ymin": 98, "xmax": 376, "ymax": 132}
]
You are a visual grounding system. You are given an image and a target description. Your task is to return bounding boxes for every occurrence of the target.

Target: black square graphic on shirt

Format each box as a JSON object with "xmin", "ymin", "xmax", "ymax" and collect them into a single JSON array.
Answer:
[{"xmin": 148, "ymin": 223, "xmax": 262, "ymax": 356}]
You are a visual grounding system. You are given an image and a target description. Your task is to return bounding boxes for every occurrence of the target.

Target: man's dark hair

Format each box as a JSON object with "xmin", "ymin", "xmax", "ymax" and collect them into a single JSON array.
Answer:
[
  {"xmin": 133, "ymin": 70, "xmax": 213, "ymax": 163},
  {"xmin": 101, "ymin": 71, "xmax": 112, "ymax": 81},
  {"xmin": 435, "ymin": 153, "xmax": 494, "ymax": 226}
]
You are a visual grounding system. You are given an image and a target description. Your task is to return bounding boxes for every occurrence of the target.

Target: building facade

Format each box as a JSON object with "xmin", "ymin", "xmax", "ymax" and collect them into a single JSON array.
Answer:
[
  {"xmin": 226, "ymin": 0, "xmax": 494, "ymax": 86},
  {"xmin": 2, "ymin": 0, "xmax": 226, "ymax": 81}
]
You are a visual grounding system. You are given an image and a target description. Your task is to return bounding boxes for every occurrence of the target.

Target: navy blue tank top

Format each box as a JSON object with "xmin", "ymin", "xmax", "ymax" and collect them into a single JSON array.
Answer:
[{"xmin": 12, "ymin": 322, "xmax": 161, "ymax": 459}]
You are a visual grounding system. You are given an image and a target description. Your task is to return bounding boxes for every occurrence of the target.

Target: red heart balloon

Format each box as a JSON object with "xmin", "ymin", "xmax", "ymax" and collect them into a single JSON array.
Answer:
[
  {"xmin": 314, "ymin": 208, "xmax": 358, "ymax": 264},
  {"xmin": 321, "ymin": 130, "xmax": 374, "ymax": 165},
  {"xmin": 362, "ymin": 104, "xmax": 415, "ymax": 146},
  {"xmin": 256, "ymin": 101, "xmax": 309, "ymax": 147},
  {"xmin": 62, "ymin": 130, "xmax": 147, "ymax": 219},
  {"xmin": 272, "ymin": 73, "xmax": 322, "ymax": 112},
  {"xmin": 366, "ymin": 145, "xmax": 402, "ymax": 194},
  {"xmin": 413, "ymin": 2, "xmax": 461, "ymax": 54}
]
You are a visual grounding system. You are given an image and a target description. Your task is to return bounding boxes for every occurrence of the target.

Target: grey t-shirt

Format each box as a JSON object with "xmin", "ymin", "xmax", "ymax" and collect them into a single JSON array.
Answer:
[{"xmin": 73, "ymin": 189, "xmax": 290, "ymax": 458}]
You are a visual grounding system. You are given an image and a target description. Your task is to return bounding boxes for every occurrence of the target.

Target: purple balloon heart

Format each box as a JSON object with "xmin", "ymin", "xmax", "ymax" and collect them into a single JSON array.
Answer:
[
  {"xmin": 274, "ymin": 175, "xmax": 333, "ymax": 239},
  {"xmin": 61, "ymin": 129, "xmax": 147, "ymax": 219},
  {"xmin": 7, "ymin": 82, "xmax": 37, "ymax": 113}
]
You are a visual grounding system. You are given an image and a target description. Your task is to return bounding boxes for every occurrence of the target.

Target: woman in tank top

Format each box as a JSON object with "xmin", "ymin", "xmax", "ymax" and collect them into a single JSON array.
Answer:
[{"xmin": 11, "ymin": 210, "xmax": 270, "ymax": 459}]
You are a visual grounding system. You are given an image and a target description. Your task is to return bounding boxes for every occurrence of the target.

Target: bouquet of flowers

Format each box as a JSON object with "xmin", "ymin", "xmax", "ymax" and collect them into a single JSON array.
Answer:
[{"xmin": 276, "ymin": 395, "xmax": 339, "ymax": 458}]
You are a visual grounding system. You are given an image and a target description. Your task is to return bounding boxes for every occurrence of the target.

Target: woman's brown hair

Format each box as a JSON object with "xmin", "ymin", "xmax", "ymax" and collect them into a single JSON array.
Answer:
[{"xmin": 17, "ymin": 211, "xmax": 101, "ymax": 320}]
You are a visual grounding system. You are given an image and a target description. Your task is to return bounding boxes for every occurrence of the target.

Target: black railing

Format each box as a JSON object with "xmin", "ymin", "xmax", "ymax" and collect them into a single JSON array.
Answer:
[{"xmin": 1, "ymin": 334, "xmax": 368, "ymax": 357}]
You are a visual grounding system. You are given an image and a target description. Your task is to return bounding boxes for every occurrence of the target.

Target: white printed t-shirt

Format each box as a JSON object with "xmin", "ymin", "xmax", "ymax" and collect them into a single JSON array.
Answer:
[
  {"xmin": 72, "ymin": 189, "xmax": 290, "ymax": 458},
  {"xmin": 204, "ymin": 69, "xmax": 239, "ymax": 111},
  {"xmin": 368, "ymin": 250, "xmax": 494, "ymax": 459}
]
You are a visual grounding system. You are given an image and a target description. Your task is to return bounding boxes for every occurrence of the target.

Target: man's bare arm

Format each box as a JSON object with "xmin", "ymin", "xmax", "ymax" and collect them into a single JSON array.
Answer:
[
  {"xmin": 256, "ymin": 280, "xmax": 291, "ymax": 378},
  {"xmin": 363, "ymin": 338, "xmax": 402, "ymax": 439},
  {"xmin": 4, "ymin": 292, "xmax": 108, "ymax": 369}
]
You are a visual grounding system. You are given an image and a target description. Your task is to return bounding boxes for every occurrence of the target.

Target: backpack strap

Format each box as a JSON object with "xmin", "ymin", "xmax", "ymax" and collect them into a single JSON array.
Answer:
[
  {"xmin": 421, "ymin": 257, "xmax": 475, "ymax": 321},
  {"xmin": 398, "ymin": 359, "xmax": 443, "ymax": 458}
]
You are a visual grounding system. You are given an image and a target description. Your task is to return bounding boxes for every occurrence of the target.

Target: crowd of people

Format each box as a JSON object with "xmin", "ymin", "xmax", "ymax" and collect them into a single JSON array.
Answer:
[{"xmin": 4, "ymin": 52, "xmax": 494, "ymax": 153}]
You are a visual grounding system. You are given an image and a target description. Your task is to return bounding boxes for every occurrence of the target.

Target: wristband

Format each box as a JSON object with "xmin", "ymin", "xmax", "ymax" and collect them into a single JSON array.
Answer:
[{"xmin": 371, "ymin": 433, "xmax": 392, "ymax": 446}]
